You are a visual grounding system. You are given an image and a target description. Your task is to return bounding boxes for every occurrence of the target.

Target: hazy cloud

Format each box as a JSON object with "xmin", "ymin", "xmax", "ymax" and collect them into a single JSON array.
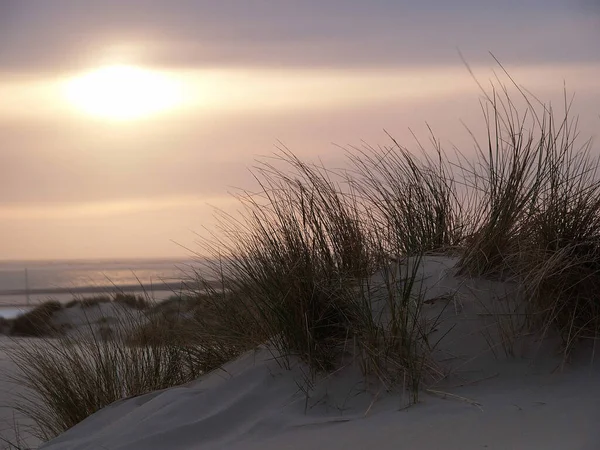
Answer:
[
  {"xmin": 0, "ymin": 195, "xmax": 234, "ymax": 220},
  {"xmin": 1, "ymin": 0, "xmax": 598, "ymax": 259},
  {"xmin": 0, "ymin": 0, "xmax": 598, "ymax": 74}
]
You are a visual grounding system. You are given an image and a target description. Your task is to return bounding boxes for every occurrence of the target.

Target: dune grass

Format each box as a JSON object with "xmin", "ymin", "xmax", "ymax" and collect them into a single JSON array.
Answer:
[
  {"xmin": 451, "ymin": 74, "xmax": 600, "ymax": 353},
  {"xmin": 192, "ymin": 147, "xmax": 451, "ymax": 397},
  {"xmin": 68, "ymin": 296, "xmax": 111, "ymax": 308},
  {"xmin": 189, "ymin": 68, "xmax": 600, "ymax": 382},
  {"xmin": 6, "ymin": 294, "xmax": 149, "ymax": 339},
  {"xmin": 3, "ymin": 65, "xmax": 600, "ymax": 444},
  {"xmin": 346, "ymin": 135, "xmax": 468, "ymax": 256},
  {"xmin": 9, "ymin": 302, "xmax": 63, "ymax": 338},
  {"xmin": 5, "ymin": 302, "xmax": 226, "ymax": 442},
  {"xmin": 112, "ymin": 293, "xmax": 150, "ymax": 310},
  {"xmin": 64, "ymin": 293, "xmax": 149, "ymax": 310}
]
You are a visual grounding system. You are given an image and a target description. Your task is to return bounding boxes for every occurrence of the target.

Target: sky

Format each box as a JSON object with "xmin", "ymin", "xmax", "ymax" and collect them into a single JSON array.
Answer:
[{"xmin": 0, "ymin": 0, "xmax": 599, "ymax": 260}]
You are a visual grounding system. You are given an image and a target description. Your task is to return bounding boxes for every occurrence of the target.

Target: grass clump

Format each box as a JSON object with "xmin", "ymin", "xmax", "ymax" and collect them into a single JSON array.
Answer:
[
  {"xmin": 194, "ymin": 148, "xmax": 444, "ymax": 396},
  {"xmin": 64, "ymin": 294, "xmax": 149, "ymax": 310},
  {"xmin": 450, "ymin": 64, "xmax": 600, "ymax": 353},
  {"xmin": 75, "ymin": 296, "xmax": 111, "ymax": 308},
  {"xmin": 112, "ymin": 293, "xmax": 150, "ymax": 310},
  {"xmin": 347, "ymin": 136, "xmax": 467, "ymax": 256},
  {"xmin": 518, "ymin": 137, "xmax": 600, "ymax": 348},
  {"xmin": 9, "ymin": 301, "xmax": 63, "ymax": 337},
  {"xmin": 191, "ymin": 65, "xmax": 600, "ymax": 386},
  {"xmin": 6, "ymin": 306, "xmax": 210, "ymax": 442},
  {"xmin": 456, "ymin": 91, "xmax": 549, "ymax": 278},
  {"xmin": 129, "ymin": 294, "xmax": 248, "ymax": 374},
  {"xmin": 197, "ymin": 150, "xmax": 373, "ymax": 373}
]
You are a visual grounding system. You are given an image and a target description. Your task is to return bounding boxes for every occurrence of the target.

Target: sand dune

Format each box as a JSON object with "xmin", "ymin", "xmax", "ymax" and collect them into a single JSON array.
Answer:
[
  {"xmin": 34, "ymin": 256, "xmax": 600, "ymax": 450},
  {"xmin": 0, "ymin": 338, "xmax": 41, "ymax": 449},
  {"xmin": 38, "ymin": 349, "xmax": 600, "ymax": 450}
]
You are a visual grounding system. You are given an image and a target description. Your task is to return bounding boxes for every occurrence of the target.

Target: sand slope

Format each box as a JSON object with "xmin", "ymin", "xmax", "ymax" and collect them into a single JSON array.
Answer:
[
  {"xmin": 39, "ymin": 347, "xmax": 600, "ymax": 450},
  {"xmin": 0, "ymin": 337, "xmax": 42, "ymax": 449},
  {"xmin": 37, "ymin": 256, "xmax": 600, "ymax": 449}
]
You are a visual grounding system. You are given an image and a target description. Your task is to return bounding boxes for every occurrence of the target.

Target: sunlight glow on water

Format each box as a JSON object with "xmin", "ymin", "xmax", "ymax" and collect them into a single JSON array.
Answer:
[{"xmin": 0, "ymin": 258, "xmax": 203, "ymax": 306}]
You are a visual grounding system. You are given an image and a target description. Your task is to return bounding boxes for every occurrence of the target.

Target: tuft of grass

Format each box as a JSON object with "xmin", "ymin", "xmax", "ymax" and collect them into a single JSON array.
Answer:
[
  {"xmin": 112, "ymin": 293, "xmax": 150, "ymax": 310},
  {"xmin": 352, "ymin": 254, "xmax": 448, "ymax": 403},
  {"xmin": 346, "ymin": 134, "xmax": 468, "ymax": 257},
  {"xmin": 452, "ymin": 63, "xmax": 600, "ymax": 354},
  {"xmin": 193, "ymin": 147, "xmax": 447, "ymax": 401},
  {"xmin": 196, "ymin": 148, "xmax": 377, "ymax": 373},
  {"xmin": 78, "ymin": 296, "xmax": 111, "ymax": 308},
  {"xmin": 517, "ymin": 128, "xmax": 600, "ymax": 351},
  {"xmin": 63, "ymin": 299, "xmax": 78, "ymax": 309},
  {"xmin": 128, "ymin": 295, "xmax": 247, "ymax": 374},
  {"xmin": 64, "ymin": 296, "xmax": 111, "ymax": 309},
  {"xmin": 9, "ymin": 302, "xmax": 63, "ymax": 337},
  {"xmin": 456, "ymin": 85, "xmax": 550, "ymax": 278},
  {"xmin": 5, "ymin": 305, "xmax": 212, "ymax": 442},
  {"xmin": 65, "ymin": 294, "xmax": 150, "ymax": 310},
  {"xmin": 520, "ymin": 243, "xmax": 600, "ymax": 356}
]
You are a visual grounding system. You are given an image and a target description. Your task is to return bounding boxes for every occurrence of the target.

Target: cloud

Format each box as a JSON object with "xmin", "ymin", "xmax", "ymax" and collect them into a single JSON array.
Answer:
[
  {"xmin": 0, "ymin": 0, "xmax": 598, "ymax": 74},
  {"xmin": 579, "ymin": 0, "xmax": 600, "ymax": 13},
  {"xmin": 0, "ymin": 195, "xmax": 234, "ymax": 220},
  {"xmin": 1, "ymin": 60, "xmax": 598, "ymax": 210}
]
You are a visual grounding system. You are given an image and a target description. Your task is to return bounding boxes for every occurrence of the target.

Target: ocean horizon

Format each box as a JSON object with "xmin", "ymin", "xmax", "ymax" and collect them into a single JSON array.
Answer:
[{"xmin": 0, "ymin": 257, "xmax": 206, "ymax": 307}]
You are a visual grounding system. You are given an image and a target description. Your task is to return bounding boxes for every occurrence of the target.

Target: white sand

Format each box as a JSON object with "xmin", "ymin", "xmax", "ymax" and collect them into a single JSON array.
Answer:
[
  {"xmin": 0, "ymin": 337, "xmax": 42, "ymax": 449},
  {"xmin": 38, "ymin": 348, "xmax": 600, "ymax": 450},
  {"xmin": 0, "ymin": 303, "xmax": 148, "ymax": 448},
  {"xmin": 8, "ymin": 256, "xmax": 600, "ymax": 449},
  {"xmin": 52, "ymin": 302, "xmax": 148, "ymax": 341}
]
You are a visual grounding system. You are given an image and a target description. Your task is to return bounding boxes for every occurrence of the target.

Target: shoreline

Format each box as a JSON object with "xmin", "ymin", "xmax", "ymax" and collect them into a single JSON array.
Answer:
[
  {"xmin": 0, "ymin": 280, "xmax": 222, "ymax": 299},
  {"xmin": 0, "ymin": 282, "xmax": 185, "ymax": 297}
]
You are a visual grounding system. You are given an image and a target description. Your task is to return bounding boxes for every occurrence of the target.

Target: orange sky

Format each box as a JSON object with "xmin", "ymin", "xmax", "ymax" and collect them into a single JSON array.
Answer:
[{"xmin": 1, "ymin": 1, "xmax": 599, "ymax": 260}]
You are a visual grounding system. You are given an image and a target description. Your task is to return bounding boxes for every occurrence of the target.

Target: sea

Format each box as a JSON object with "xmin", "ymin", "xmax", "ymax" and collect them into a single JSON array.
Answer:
[{"xmin": 0, "ymin": 258, "xmax": 205, "ymax": 318}]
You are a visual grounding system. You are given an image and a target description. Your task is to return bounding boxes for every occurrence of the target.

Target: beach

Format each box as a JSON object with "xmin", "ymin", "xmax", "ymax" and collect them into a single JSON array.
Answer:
[
  {"xmin": 39, "ymin": 351, "xmax": 600, "ymax": 450},
  {"xmin": 0, "ymin": 258, "xmax": 202, "ymax": 446},
  {"xmin": 31, "ymin": 255, "xmax": 600, "ymax": 450},
  {"xmin": 0, "ymin": 337, "xmax": 41, "ymax": 449},
  {"xmin": 0, "ymin": 258, "xmax": 201, "ymax": 314}
]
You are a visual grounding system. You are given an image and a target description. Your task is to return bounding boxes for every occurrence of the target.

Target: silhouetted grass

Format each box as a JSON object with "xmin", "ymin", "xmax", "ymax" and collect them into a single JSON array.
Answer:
[
  {"xmin": 6, "ymin": 304, "xmax": 216, "ymax": 442},
  {"xmin": 190, "ymin": 66, "xmax": 600, "ymax": 383},
  {"xmin": 193, "ymin": 147, "xmax": 445, "ymax": 397},
  {"xmin": 64, "ymin": 294, "xmax": 148, "ymax": 310},
  {"xmin": 112, "ymin": 293, "xmax": 150, "ymax": 310},
  {"xmin": 75, "ymin": 296, "xmax": 111, "ymax": 308},
  {"xmin": 346, "ymin": 135, "xmax": 468, "ymax": 256},
  {"xmin": 451, "ymin": 65, "xmax": 600, "ymax": 353},
  {"xmin": 9, "ymin": 302, "xmax": 63, "ymax": 337}
]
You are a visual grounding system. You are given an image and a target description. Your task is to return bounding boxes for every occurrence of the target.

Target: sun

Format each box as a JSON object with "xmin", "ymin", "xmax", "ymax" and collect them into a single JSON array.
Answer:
[{"xmin": 63, "ymin": 65, "xmax": 184, "ymax": 121}]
